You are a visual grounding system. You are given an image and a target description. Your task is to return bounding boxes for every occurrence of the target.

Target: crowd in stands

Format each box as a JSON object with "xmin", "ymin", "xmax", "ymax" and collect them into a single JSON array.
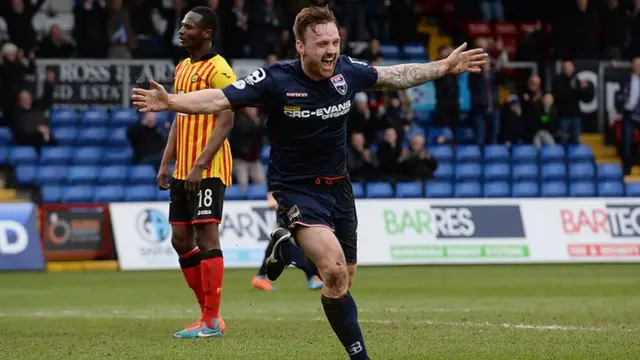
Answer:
[{"xmin": 0, "ymin": 0, "xmax": 639, "ymax": 199}]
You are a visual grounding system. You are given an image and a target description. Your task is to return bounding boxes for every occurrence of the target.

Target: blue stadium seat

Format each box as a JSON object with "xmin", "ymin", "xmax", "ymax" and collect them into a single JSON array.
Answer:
[
  {"xmin": 72, "ymin": 147, "xmax": 103, "ymax": 165},
  {"xmin": 102, "ymin": 148, "xmax": 132, "ymax": 164},
  {"xmin": 430, "ymin": 145, "xmax": 453, "ymax": 163},
  {"xmin": 512, "ymin": 145, "xmax": 538, "ymax": 164},
  {"xmin": 0, "ymin": 147, "xmax": 8, "ymax": 164},
  {"xmin": 156, "ymin": 112, "xmax": 170, "ymax": 124},
  {"xmin": 396, "ymin": 182, "xmax": 423, "ymax": 198},
  {"xmin": 93, "ymin": 185, "xmax": 125, "ymax": 202},
  {"xmin": 626, "ymin": 182, "xmax": 640, "ymax": 197},
  {"xmin": 484, "ymin": 145, "xmax": 509, "ymax": 163},
  {"xmin": 540, "ymin": 145, "xmax": 565, "ymax": 163},
  {"xmin": 352, "ymin": 182, "xmax": 365, "ymax": 198},
  {"xmin": 247, "ymin": 184, "xmax": 268, "ymax": 200},
  {"xmin": 570, "ymin": 182, "xmax": 596, "ymax": 197},
  {"xmin": 260, "ymin": 145, "xmax": 270, "ymax": 163},
  {"xmin": 598, "ymin": 181, "xmax": 624, "ymax": 197},
  {"xmin": 568, "ymin": 145, "xmax": 594, "ymax": 163},
  {"xmin": 0, "ymin": 127, "xmax": 12, "ymax": 145},
  {"xmin": 41, "ymin": 146, "xmax": 73, "ymax": 165},
  {"xmin": 99, "ymin": 165, "xmax": 128, "ymax": 184},
  {"xmin": 124, "ymin": 185, "xmax": 156, "ymax": 201},
  {"xmin": 15, "ymin": 165, "xmax": 37, "ymax": 184},
  {"xmin": 81, "ymin": 108, "xmax": 108, "ymax": 125},
  {"xmin": 224, "ymin": 185, "xmax": 245, "ymax": 200},
  {"xmin": 512, "ymin": 181, "xmax": 539, "ymax": 197},
  {"xmin": 67, "ymin": 166, "xmax": 98, "ymax": 184},
  {"xmin": 107, "ymin": 127, "xmax": 129, "ymax": 147},
  {"xmin": 484, "ymin": 181, "xmax": 510, "ymax": 198},
  {"xmin": 41, "ymin": 185, "xmax": 62, "ymax": 203},
  {"xmin": 402, "ymin": 43, "xmax": 427, "ymax": 59},
  {"xmin": 366, "ymin": 182, "xmax": 394, "ymax": 198},
  {"xmin": 62, "ymin": 186, "xmax": 94, "ymax": 203},
  {"xmin": 541, "ymin": 182, "xmax": 568, "ymax": 197},
  {"xmin": 425, "ymin": 182, "xmax": 453, "ymax": 198},
  {"xmin": 9, "ymin": 146, "xmax": 38, "ymax": 165},
  {"xmin": 454, "ymin": 182, "xmax": 482, "ymax": 198},
  {"xmin": 110, "ymin": 108, "xmax": 139, "ymax": 127},
  {"xmin": 50, "ymin": 108, "xmax": 78, "ymax": 126},
  {"xmin": 512, "ymin": 164, "xmax": 538, "ymax": 182},
  {"xmin": 77, "ymin": 127, "xmax": 108, "ymax": 145},
  {"xmin": 597, "ymin": 163, "xmax": 623, "ymax": 182},
  {"xmin": 156, "ymin": 189, "xmax": 170, "ymax": 201},
  {"xmin": 37, "ymin": 166, "xmax": 67, "ymax": 184},
  {"xmin": 456, "ymin": 127, "xmax": 475, "ymax": 144},
  {"xmin": 540, "ymin": 163, "xmax": 566, "ymax": 182},
  {"xmin": 569, "ymin": 163, "xmax": 595, "ymax": 181},
  {"xmin": 53, "ymin": 127, "xmax": 78, "ymax": 146},
  {"xmin": 432, "ymin": 164, "xmax": 453, "ymax": 182},
  {"xmin": 128, "ymin": 165, "xmax": 156, "ymax": 184},
  {"xmin": 379, "ymin": 43, "xmax": 400, "ymax": 58},
  {"xmin": 456, "ymin": 163, "xmax": 482, "ymax": 182},
  {"xmin": 456, "ymin": 145, "xmax": 481, "ymax": 163},
  {"xmin": 484, "ymin": 163, "xmax": 510, "ymax": 182}
]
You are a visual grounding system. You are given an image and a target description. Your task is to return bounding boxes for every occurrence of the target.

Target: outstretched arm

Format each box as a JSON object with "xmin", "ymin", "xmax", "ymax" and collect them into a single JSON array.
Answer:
[{"xmin": 167, "ymin": 89, "xmax": 231, "ymax": 114}]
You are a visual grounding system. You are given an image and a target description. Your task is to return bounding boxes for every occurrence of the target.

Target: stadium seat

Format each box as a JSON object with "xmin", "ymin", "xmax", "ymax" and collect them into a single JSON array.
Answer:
[
  {"xmin": 484, "ymin": 181, "xmax": 510, "ymax": 198},
  {"xmin": 427, "ymin": 127, "xmax": 454, "ymax": 144},
  {"xmin": 540, "ymin": 145, "xmax": 565, "ymax": 163},
  {"xmin": 484, "ymin": 144, "xmax": 509, "ymax": 163},
  {"xmin": 456, "ymin": 127, "xmax": 475, "ymax": 144},
  {"xmin": 570, "ymin": 182, "xmax": 596, "ymax": 197},
  {"xmin": 106, "ymin": 127, "xmax": 129, "ymax": 147},
  {"xmin": 425, "ymin": 182, "xmax": 453, "ymax": 198},
  {"xmin": 93, "ymin": 185, "xmax": 125, "ymax": 202},
  {"xmin": 626, "ymin": 182, "xmax": 640, "ymax": 196},
  {"xmin": 483, "ymin": 163, "xmax": 510, "ymax": 182},
  {"xmin": 466, "ymin": 21, "xmax": 493, "ymax": 37},
  {"xmin": 62, "ymin": 186, "xmax": 94, "ymax": 203},
  {"xmin": 512, "ymin": 181, "xmax": 539, "ymax": 197},
  {"xmin": 454, "ymin": 182, "xmax": 482, "ymax": 198},
  {"xmin": 598, "ymin": 181, "xmax": 624, "ymax": 197},
  {"xmin": 156, "ymin": 189, "xmax": 170, "ymax": 201},
  {"xmin": 366, "ymin": 182, "xmax": 394, "ymax": 198},
  {"xmin": 77, "ymin": 127, "xmax": 108, "ymax": 145},
  {"xmin": 67, "ymin": 166, "xmax": 98, "ymax": 184},
  {"xmin": 50, "ymin": 108, "xmax": 78, "ymax": 126},
  {"xmin": 224, "ymin": 185, "xmax": 245, "ymax": 200},
  {"xmin": 102, "ymin": 148, "xmax": 133, "ymax": 164},
  {"xmin": 15, "ymin": 165, "xmax": 37, "ymax": 184},
  {"xmin": 597, "ymin": 163, "xmax": 624, "ymax": 182},
  {"xmin": 0, "ymin": 127, "xmax": 12, "ymax": 145},
  {"xmin": 568, "ymin": 145, "xmax": 594, "ymax": 162},
  {"xmin": 0, "ymin": 147, "xmax": 9, "ymax": 164},
  {"xmin": 352, "ymin": 182, "xmax": 365, "ymax": 198},
  {"xmin": 396, "ymin": 182, "xmax": 423, "ymax": 198},
  {"xmin": 53, "ymin": 127, "xmax": 78, "ymax": 146},
  {"xmin": 456, "ymin": 145, "xmax": 481, "ymax": 163},
  {"xmin": 512, "ymin": 145, "xmax": 538, "ymax": 164},
  {"xmin": 9, "ymin": 146, "xmax": 38, "ymax": 165},
  {"xmin": 128, "ymin": 165, "xmax": 156, "ymax": 184},
  {"xmin": 402, "ymin": 43, "xmax": 427, "ymax": 59},
  {"xmin": 110, "ymin": 108, "xmax": 139, "ymax": 126},
  {"xmin": 379, "ymin": 43, "xmax": 400, "ymax": 59},
  {"xmin": 541, "ymin": 182, "xmax": 568, "ymax": 197},
  {"xmin": 247, "ymin": 184, "xmax": 268, "ymax": 200},
  {"xmin": 156, "ymin": 112, "xmax": 170, "ymax": 124},
  {"xmin": 569, "ymin": 163, "xmax": 595, "ymax": 181},
  {"xmin": 430, "ymin": 145, "xmax": 453, "ymax": 163},
  {"xmin": 260, "ymin": 145, "xmax": 270, "ymax": 163},
  {"xmin": 540, "ymin": 163, "xmax": 566, "ymax": 182},
  {"xmin": 512, "ymin": 164, "xmax": 538, "ymax": 182},
  {"xmin": 41, "ymin": 146, "xmax": 73, "ymax": 165},
  {"xmin": 98, "ymin": 165, "xmax": 128, "ymax": 184},
  {"xmin": 455, "ymin": 163, "xmax": 482, "ymax": 182},
  {"xmin": 81, "ymin": 108, "xmax": 108, "ymax": 125},
  {"xmin": 37, "ymin": 166, "xmax": 67, "ymax": 184},
  {"xmin": 41, "ymin": 185, "xmax": 62, "ymax": 203},
  {"xmin": 72, "ymin": 147, "xmax": 103, "ymax": 165},
  {"xmin": 124, "ymin": 185, "xmax": 156, "ymax": 201}
]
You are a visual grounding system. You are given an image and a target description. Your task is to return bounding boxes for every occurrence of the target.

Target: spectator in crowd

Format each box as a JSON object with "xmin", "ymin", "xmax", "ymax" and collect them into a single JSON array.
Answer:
[
  {"xmin": 223, "ymin": 0, "xmax": 250, "ymax": 58},
  {"xmin": 36, "ymin": 24, "xmax": 75, "ymax": 59},
  {"xmin": 434, "ymin": 45, "xmax": 460, "ymax": 145},
  {"xmin": 158, "ymin": 0, "xmax": 188, "ymax": 64},
  {"xmin": 126, "ymin": 112, "xmax": 168, "ymax": 169},
  {"xmin": 601, "ymin": 0, "xmax": 629, "ymax": 60},
  {"xmin": 385, "ymin": 91, "xmax": 414, "ymax": 145},
  {"xmin": 250, "ymin": 0, "xmax": 286, "ymax": 58},
  {"xmin": 403, "ymin": 133, "xmax": 438, "ymax": 180},
  {"xmin": 230, "ymin": 107, "xmax": 267, "ymax": 193},
  {"xmin": 347, "ymin": 132, "xmax": 376, "ymax": 181},
  {"xmin": 566, "ymin": 0, "xmax": 599, "ymax": 59},
  {"xmin": 500, "ymin": 94, "xmax": 524, "ymax": 146},
  {"xmin": 128, "ymin": 0, "xmax": 161, "ymax": 58},
  {"xmin": 629, "ymin": 0, "xmax": 640, "ymax": 58},
  {"xmin": 621, "ymin": 57, "xmax": 640, "ymax": 174},
  {"xmin": 347, "ymin": 91, "xmax": 370, "ymax": 139},
  {"xmin": 531, "ymin": 94, "xmax": 559, "ymax": 148},
  {"xmin": 73, "ymin": 0, "xmax": 108, "ymax": 58},
  {"xmin": 553, "ymin": 60, "xmax": 592, "ymax": 145},
  {"xmin": 6, "ymin": 71, "xmax": 55, "ymax": 154},
  {"xmin": 480, "ymin": 0, "xmax": 504, "ymax": 23},
  {"xmin": 377, "ymin": 127, "xmax": 409, "ymax": 179},
  {"xmin": 0, "ymin": 43, "xmax": 35, "ymax": 119},
  {"xmin": 106, "ymin": 0, "xmax": 137, "ymax": 58},
  {"xmin": 1, "ymin": 0, "xmax": 45, "ymax": 53},
  {"xmin": 360, "ymin": 38, "xmax": 381, "ymax": 62},
  {"xmin": 366, "ymin": 0, "xmax": 390, "ymax": 41},
  {"xmin": 521, "ymin": 74, "xmax": 543, "ymax": 142}
]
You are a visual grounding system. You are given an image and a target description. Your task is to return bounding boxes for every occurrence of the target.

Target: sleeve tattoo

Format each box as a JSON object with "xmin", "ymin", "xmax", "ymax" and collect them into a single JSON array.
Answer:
[{"xmin": 372, "ymin": 61, "xmax": 449, "ymax": 90}]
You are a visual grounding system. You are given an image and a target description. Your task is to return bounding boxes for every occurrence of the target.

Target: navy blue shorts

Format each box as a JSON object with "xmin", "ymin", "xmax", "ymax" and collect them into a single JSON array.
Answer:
[{"xmin": 271, "ymin": 176, "xmax": 358, "ymax": 264}]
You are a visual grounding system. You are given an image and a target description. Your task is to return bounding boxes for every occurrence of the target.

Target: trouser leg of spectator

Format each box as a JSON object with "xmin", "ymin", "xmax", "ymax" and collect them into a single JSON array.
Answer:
[
  {"xmin": 533, "ymin": 130, "xmax": 555, "ymax": 149},
  {"xmin": 559, "ymin": 117, "xmax": 570, "ymax": 146},
  {"xmin": 474, "ymin": 114, "xmax": 486, "ymax": 146},
  {"xmin": 491, "ymin": 110, "xmax": 500, "ymax": 144},
  {"xmin": 233, "ymin": 159, "xmax": 250, "ymax": 193},
  {"xmin": 622, "ymin": 114, "xmax": 634, "ymax": 175},
  {"xmin": 491, "ymin": 0, "xmax": 504, "ymax": 22},
  {"xmin": 249, "ymin": 161, "xmax": 267, "ymax": 185},
  {"xmin": 571, "ymin": 116, "xmax": 581, "ymax": 145}
]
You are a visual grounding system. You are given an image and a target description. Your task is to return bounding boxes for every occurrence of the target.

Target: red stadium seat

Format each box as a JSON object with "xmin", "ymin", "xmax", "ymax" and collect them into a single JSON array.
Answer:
[
  {"xmin": 520, "ymin": 22, "xmax": 539, "ymax": 34},
  {"xmin": 494, "ymin": 22, "xmax": 518, "ymax": 37},
  {"xmin": 466, "ymin": 21, "xmax": 493, "ymax": 37},
  {"xmin": 500, "ymin": 36, "xmax": 519, "ymax": 59}
]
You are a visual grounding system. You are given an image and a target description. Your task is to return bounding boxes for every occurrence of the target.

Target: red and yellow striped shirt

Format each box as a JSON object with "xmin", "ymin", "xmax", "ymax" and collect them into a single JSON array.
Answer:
[{"xmin": 172, "ymin": 54, "xmax": 236, "ymax": 185}]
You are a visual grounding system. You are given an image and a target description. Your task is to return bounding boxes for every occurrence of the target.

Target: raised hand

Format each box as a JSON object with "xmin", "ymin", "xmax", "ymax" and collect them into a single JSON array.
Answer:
[
  {"xmin": 132, "ymin": 80, "xmax": 169, "ymax": 112},
  {"xmin": 445, "ymin": 42, "xmax": 489, "ymax": 75}
]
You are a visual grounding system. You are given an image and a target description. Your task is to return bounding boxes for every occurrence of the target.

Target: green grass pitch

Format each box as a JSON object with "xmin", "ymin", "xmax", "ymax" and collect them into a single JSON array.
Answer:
[{"xmin": 0, "ymin": 264, "xmax": 639, "ymax": 359}]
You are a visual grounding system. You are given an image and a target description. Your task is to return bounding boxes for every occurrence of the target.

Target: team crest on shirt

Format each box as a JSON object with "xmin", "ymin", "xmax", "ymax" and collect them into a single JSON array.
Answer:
[
  {"xmin": 190, "ymin": 73, "xmax": 199, "ymax": 83},
  {"xmin": 330, "ymin": 74, "xmax": 347, "ymax": 95}
]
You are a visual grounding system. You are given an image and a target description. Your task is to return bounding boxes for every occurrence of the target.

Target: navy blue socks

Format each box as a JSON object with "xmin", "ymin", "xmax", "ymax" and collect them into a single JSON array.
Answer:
[{"xmin": 321, "ymin": 292, "xmax": 369, "ymax": 360}]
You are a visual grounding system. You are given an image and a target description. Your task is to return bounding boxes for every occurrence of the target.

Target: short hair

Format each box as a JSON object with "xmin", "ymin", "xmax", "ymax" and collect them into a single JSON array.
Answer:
[
  {"xmin": 190, "ymin": 6, "xmax": 218, "ymax": 35},
  {"xmin": 293, "ymin": 6, "xmax": 337, "ymax": 43}
]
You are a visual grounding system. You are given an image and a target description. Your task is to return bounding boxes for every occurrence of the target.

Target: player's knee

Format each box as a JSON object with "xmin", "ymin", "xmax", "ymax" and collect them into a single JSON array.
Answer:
[
  {"xmin": 318, "ymin": 261, "xmax": 349, "ymax": 295},
  {"xmin": 171, "ymin": 228, "xmax": 193, "ymax": 254},
  {"xmin": 194, "ymin": 224, "xmax": 221, "ymax": 251}
]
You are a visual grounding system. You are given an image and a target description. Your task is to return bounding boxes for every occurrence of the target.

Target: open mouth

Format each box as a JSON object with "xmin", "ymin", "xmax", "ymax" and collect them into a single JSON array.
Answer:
[{"xmin": 321, "ymin": 57, "xmax": 335, "ymax": 70}]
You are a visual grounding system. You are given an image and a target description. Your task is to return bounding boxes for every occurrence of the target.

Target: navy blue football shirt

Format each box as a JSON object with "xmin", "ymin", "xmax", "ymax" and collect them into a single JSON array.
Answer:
[{"xmin": 222, "ymin": 56, "xmax": 378, "ymax": 182}]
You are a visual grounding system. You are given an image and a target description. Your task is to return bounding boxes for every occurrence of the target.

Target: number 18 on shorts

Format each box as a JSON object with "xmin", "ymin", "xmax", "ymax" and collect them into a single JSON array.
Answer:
[{"xmin": 168, "ymin": 177, "xmax": 225, "ymax": 225}]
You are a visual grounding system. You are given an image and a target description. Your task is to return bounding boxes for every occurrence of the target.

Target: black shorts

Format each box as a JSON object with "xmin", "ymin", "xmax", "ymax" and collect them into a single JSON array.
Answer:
[
  {"xmin": 271, "ymin": 176, "xmax": 358, "ymax": 264},
  {"xmin": 169, "ymin": 177, "xmax": 225, "ymax": 225}
]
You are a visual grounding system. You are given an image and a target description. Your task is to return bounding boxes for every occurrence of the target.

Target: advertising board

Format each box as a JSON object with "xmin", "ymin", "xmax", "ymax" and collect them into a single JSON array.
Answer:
[{"xmin": 0, "ymin": 203, "xmax": 45, "ymax": 271}]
